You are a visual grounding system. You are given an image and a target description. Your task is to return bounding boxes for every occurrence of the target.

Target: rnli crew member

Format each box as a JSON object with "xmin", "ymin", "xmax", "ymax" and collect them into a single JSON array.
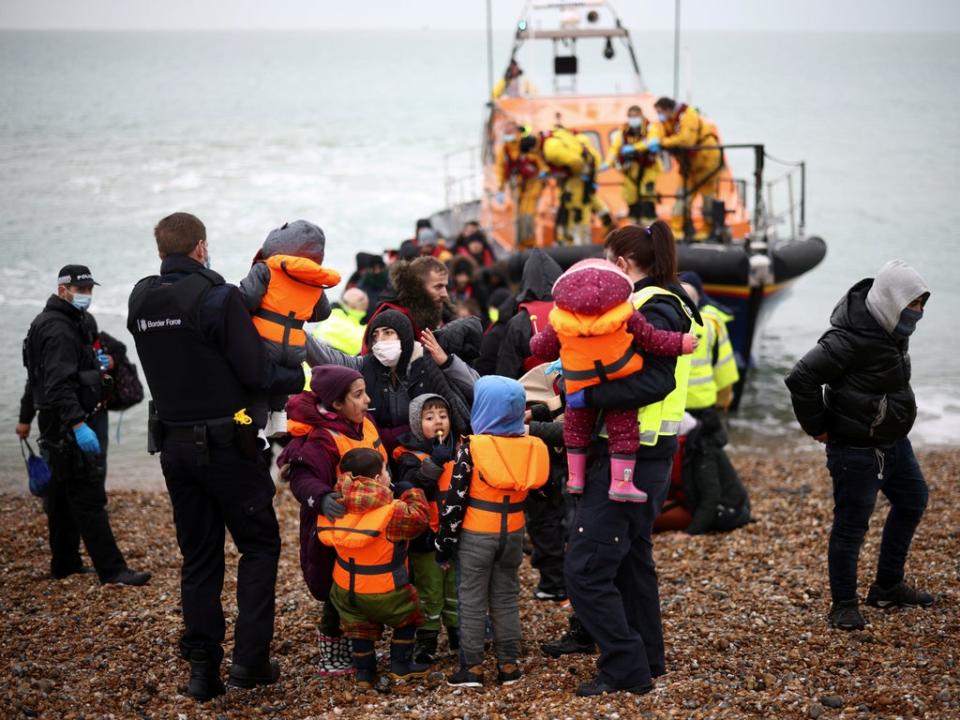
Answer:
[
  {"xmin": 496, "ymin": 122, "xmax": 548, "ymax": 249},
  {"xmin": 541, "ymin": 125, "xmax": 613, "ymax": 245},
  {"xmin": 652, "ymin": 97, "xmax": 723, "ymax": 240},
  {"xmin": 678, "ymin": 273, "xmax": 751, "ymax": 535},
  {"xmin": 601, "ymin": 105, "xmax": 664, "ymax": 225},
  {"xmin": 785, "ymin": 260, "xmax": 935, "ymax": 632},
  {"xmin": 492, "ymin": 60, "xmax": 535, "ymax": 99},
  {"xmin": 559, "ymin": 222, "xmax": 701, "ymax": 696},
  {"xmin": 127, "ymin": 212, "xmax": 305, "ymax": 701},
  {"xmin": 18, "ymin": 265, "xmax": 150, "ymax": 587}
]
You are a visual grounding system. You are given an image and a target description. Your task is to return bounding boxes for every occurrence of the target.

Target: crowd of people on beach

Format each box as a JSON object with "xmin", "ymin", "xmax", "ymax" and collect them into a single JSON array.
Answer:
[{"xmin": 15, "ymin": 211, "xmax": 937, "ymax": 702}]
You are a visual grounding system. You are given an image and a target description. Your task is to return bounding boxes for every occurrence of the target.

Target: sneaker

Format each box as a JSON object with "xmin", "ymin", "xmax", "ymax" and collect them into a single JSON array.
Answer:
[
  {"xmin": 496, "ymin": 663, "xmax": 521, "ymax": 686},
  {"xmin": 534, "ymin": 588, "xmax": 567, "ymax": 602},
  {"xmin": 541, "ymin": 616, "xmax": 597, "ymax": 658},
  {"xmin": 102, "ymin": 568, "xmax": 151, "ymax": 586},
  {"xmin": 576, "ymin": 677, "xmax": 653, "ymax": 697},
  {"xmin": 51, "ymin": 565, "xmax": 96, "ymax": 580},
  {"xmin": 227, "ymin": 658, "xmax": 280, "ymax": 689},
  {"xmin": 447, "ymin": 665, "xmax": 484, "ymax": 688},
  {"xmin": 866, "ymin": 581, "xmax": 936, "ymax": 609},
  {"xmin": 317, "ymin": 634, "xmax": 354, "ymax": 676},
  {"xmin": 828, "ymin": 600, "xmax": 866, "ymax": 631}
]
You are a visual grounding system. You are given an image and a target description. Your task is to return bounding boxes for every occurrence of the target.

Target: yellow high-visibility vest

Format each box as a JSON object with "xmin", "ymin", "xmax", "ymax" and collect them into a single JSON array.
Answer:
[
  {"xmin": 632, "ymin": 286, "xmax": 700, "ymax": 445},
  {"xmin": 701, "ymin": 303, "xmax": 739, "ymax": 392},
  {"xmin": 685, "ymin": 313, "xmax": 718, "ymax": 410}
]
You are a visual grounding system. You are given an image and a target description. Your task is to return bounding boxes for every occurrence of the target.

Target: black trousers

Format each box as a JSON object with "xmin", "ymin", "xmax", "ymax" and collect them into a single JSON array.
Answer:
[
  {"xmin": 160, "ymin": 438, "xmax": 281, "ymax": 667},
  {"xmin": 41, "ymin": 410, "xmax": 126, "ymax": 582},
  {"xmin": 826, "ymin": 438, "xmax": 928, "ymax": 602},
  {"xmin": 524, "ymin": 457, "xmax": 567, "ymax": 595},
  {"xmin": 565, "ymin": 444, "xmax": 672, "ymax": 688}
]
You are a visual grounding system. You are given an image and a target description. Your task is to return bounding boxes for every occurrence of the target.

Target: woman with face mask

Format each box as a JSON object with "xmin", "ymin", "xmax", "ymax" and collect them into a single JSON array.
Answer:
[
  {"xmin": 786, "ymin": 259, "xmax": 935, "ymax": 632},
  {"xmin": 306, "ymin": 309, "xmax": 480, "ymax": 454}
]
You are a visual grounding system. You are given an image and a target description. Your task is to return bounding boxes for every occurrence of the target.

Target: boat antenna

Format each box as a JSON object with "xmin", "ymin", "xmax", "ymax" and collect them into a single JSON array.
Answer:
[
  {"xmin": 673, "ymin": 0, "xmax": 681, "ymax": 99},
  {"xmin": 486, "ymin": 0, "xmax": 495, "ymax": 99}
]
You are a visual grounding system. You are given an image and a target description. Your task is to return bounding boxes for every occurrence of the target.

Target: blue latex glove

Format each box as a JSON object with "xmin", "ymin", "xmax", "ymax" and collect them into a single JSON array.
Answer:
[
  {"xmin": 621, "ymin": 144, "xmax": 636, "ymax": 155},
  {"xmin": 645, "ymin": 137, "xmax": 661, "ymax": 153},
  {"xmin": 544, "ymin": 359, "xmax": 563, "ymax": 376},
  {"xmin": 538, "ymin": 170, "xmax": 549, "ymax": 180},
  {"xmin": 580, "ymin": 174, "xmax": 591, "ymax": 182},
  {"xmin": 565, "ymin": 389, "xmax": 586, "ymax": 410},
  {"xmin": 73, "ymin": 422, "xmax": 101, "ymax": 454},
  {"xmin": 96, "ymin": 349, "xmax": 110, "ymax": 371},
  {"xmin": 495, "ymin": 191, "xmax": 505, "ymax": 205},
  {"xmin": 598, "ymin": 162, "xmax": 609, "ymax": 172}
]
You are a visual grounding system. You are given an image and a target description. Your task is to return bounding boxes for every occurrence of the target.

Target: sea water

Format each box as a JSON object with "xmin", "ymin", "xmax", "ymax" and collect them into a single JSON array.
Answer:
[{"xmin": 1, "ymin": 29, "xmax": 958, "ymax": 490}]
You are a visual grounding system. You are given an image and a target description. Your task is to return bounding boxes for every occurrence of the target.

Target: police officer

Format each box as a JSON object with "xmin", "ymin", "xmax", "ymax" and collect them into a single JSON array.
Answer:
[
  {"xmin": 559, "ymin": 222, "xmax": 700, "ymax": 696},
  {"xmin": 128, "ymin": 213, "xmax": 304, "ymax": 702},
  {"xmin": 18, "ymin": 265, "xmax": 150, "ymax": 586}
]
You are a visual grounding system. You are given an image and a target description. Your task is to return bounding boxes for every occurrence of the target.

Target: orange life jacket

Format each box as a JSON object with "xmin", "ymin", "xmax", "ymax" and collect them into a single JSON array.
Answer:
[
  {"xmin": 548, "ymin": 301, "xmax": 645, "ymax": 394},
  {"xmin": 251, "ymin": 255, "xmax": 341, "ymax": 349},
  {"xmin": 286, "ymin": 415, "xmax": 389, "ymax": 469},
  {"xmin": 317, "ymin": 500, "xmax": 409, "ymax": 598},
  {"xmin": 462, "ymin": 434, "xmax": 549, "ymax": 536},
  {"xmin": 391, "ymin": 446, "xmax": 453, "ymax": 533},
  {"xmin": 519, "ymin": 300, "xmax": 555, "ymax": 372}
]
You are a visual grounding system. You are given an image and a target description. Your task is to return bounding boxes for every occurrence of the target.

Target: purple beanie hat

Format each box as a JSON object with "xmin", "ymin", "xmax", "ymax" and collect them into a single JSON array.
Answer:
[{"xmin": 310, "ymin": 365, "xmax": 363, "ymax": 408}]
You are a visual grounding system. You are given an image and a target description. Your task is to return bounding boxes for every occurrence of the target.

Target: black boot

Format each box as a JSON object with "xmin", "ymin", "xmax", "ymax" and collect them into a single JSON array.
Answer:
[
  {"xmin": 352, "ymin": 638, "xmax": 377, "ymax": 690},
  {"xmin": 541, "ymin": 615, "xmax": 597, "ymax": 658},
  {"xmin": 388, "ymin": 627, "xmax": 431, "ymax": 680},
  {"xmin": 227, "ymin": 658, "xmax": 280, "ymax": 689},
  {"xmin": 414, "ymin": 629, "xmax": 439, "ymax": 664},
  {"xmin": 186, "ymin": 649, "xmax": 225, "ymax": 702},
  {"xmin": 446, "ymin": 625, "xmax": 460, "ymax": 651}
]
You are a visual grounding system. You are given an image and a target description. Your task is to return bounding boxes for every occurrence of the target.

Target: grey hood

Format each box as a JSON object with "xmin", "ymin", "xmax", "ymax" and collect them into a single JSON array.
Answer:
[
  {"xmin": 865, "ymin": 260, "xmax": 930, "ymax": 334},
  {"xmin": 408, "ymin": 393, "xmax": 449, "ymax": 443}
]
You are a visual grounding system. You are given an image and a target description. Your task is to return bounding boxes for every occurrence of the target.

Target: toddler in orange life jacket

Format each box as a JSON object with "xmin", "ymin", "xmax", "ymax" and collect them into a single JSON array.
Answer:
[
  {"xmin": 317, "ymin": 447, "xmax": 431, "ymax": 690},
  {"xmin": 239, "ymin": 220, "xmax": 341, "ymax": 429},
  {"xmin": 435, "ymin": 376, "xmax": 549, "ymax": 688},
  {"xmin": 529, "ymin": 258, "xmax": 696, "ymax": 502},
  {"xmin": 392, "ymin": 393, "xmax": 460, "ymax": 664}
]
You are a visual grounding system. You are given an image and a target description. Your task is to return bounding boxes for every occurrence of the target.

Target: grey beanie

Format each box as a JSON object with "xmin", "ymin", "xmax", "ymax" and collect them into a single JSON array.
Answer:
[
  {"xmin": 408, "ymin": 393, "xmax": 449, "ymax": 443},
  {"xmin": 865, "ymin": 260, "xmax": 930, "ymax": 334},
  {"xmin": 262, "ymin": 220, "xmax": 326, "ymax": 265}
]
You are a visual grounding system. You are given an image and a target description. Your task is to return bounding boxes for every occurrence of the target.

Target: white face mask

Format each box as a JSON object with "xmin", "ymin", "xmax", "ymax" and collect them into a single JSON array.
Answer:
[
  {"xmin": 627, "ymin": 116, "xmax": 642, "ymax": 129},
  {"xmin": 372, "ymin": 339, "xmax": 402, "ymax": 367}
]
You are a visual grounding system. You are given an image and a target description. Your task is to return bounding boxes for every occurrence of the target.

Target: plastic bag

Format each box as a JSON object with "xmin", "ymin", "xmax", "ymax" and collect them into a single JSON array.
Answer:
[{"xmin": 21, "ymin": 438, "xmax": 51, "ymax": 497}]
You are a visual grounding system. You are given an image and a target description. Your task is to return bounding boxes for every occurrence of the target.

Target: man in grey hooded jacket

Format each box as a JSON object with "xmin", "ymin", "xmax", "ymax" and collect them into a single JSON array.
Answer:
[{"xmin": 785, "ymin": 260, "xmax": 935, "ymax": 631}]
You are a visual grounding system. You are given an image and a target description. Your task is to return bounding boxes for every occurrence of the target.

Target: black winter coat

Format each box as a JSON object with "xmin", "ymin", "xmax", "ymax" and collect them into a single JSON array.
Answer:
[
  {"xmin": 785, "ymin": 279, "xmax": 916, "ymax": 447},
  {"xmin": 21, "ymin": 296, "xmax": 102, "ymax": 438}
]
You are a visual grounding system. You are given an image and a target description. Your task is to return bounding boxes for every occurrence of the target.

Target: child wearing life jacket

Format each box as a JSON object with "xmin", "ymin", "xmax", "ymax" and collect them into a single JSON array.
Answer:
[
  {"xmin": 277, "ymin": 365, "xmax": 388, "ymax": 676},
  {"xmin": 435, "ymin": 376, "xmax": 549, "ymax": 688},
  {"xmin": 318, "ymin": 447, "xmax": 432, "ymax": 690},
  {"xmin": 240, "ymin": 220, "xmax": 341, "ymax": 429},
  {"xmin": 529, "ymin": 258, "xmax": 696, "ymax": 503},
  {"xmin": 392, "ymin": 393, "xmax": 459, "ymax": 664}
]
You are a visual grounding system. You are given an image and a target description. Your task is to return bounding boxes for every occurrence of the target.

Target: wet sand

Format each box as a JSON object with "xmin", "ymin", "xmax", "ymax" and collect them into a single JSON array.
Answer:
[{"xmin": 1, "ymin": 449, "xmax": 957, "ymax": 719}]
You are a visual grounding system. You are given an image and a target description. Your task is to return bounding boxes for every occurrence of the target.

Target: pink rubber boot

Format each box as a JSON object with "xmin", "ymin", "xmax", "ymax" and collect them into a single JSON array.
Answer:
[
  {"xmin": 566, "ymin": 449, "xmax": 588, "ymax": 494},
  {"xmin": 608, "ymin": 454, "xmax": 647, "ymax": 503}
]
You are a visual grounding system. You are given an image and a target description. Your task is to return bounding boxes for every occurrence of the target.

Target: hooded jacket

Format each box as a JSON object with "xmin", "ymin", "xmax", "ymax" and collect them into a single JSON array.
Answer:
[
  {"xmin": 495, "ymin": 250, "xmax": 564, "ymax": 379},
  {"xmin": 785, "ymin": 263, "xmax": 929, "ymax": 447},
  {"xmin": 278, "ymin": 392, "xmax": 382, "ymax": 601}
]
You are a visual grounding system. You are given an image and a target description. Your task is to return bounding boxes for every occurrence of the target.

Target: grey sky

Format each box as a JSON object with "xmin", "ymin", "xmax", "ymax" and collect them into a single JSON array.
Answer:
[{"xmin": 1, "ymin": 0, "xmax": 958, "ymax": 32}]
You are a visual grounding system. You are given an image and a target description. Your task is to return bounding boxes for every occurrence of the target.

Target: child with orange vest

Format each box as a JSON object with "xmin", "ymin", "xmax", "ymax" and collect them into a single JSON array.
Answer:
[
  {"xmin": 529, "ymin": 258, "xmax": 696, "ymax": 503},
  {"xmin": 392, "ymin": 393, "xmax": 459, "ymax": 664},
  {"xmin": 240, "ymin": 220, "xmax": 341, "ymax": 429},
  {"xmin": 436, "ymin": 376, "xmax": 549, "ymax": 688},
  {"xmin": 278, "ymin": 365, "xmax": 388, "ymax": 676},
  {"xmin": 318, "ymin": 447, "xmax": 432, "ymax": 689}
]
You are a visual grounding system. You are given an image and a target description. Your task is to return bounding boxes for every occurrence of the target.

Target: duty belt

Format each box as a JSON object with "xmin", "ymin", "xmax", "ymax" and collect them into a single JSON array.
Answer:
[{"xmin": 161, "ymin": 417, "xmax": 236, "ymax": 466}]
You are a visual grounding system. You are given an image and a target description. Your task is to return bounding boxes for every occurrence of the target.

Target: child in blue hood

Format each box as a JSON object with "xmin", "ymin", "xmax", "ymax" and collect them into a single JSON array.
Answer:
[{"xmin": 436, "ymin": 376, "xmax": 549, "ymax": 688}]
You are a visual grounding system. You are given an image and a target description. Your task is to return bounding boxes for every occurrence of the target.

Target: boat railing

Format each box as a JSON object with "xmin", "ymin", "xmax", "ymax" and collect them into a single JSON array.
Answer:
[{"xmin": 443, "ymin": 145, "xmax": 484, "ymax": 227}]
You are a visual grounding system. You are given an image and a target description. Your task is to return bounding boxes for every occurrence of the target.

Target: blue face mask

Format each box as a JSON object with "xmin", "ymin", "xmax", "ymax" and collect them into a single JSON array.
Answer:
[
  {"xmin": 627, "ymin": 117, "xmax": 642, "ymax": 129},
  {"xmin": 70, "ymin": 293, "xmax": 92, "ymax": 311},
  {"xmin": 893, "ymin": 307, "xmax": 922, "ymax": 339},
  {"xmin": 204, "ymin": 254, "xmax": 212, "ymax": 270}
]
